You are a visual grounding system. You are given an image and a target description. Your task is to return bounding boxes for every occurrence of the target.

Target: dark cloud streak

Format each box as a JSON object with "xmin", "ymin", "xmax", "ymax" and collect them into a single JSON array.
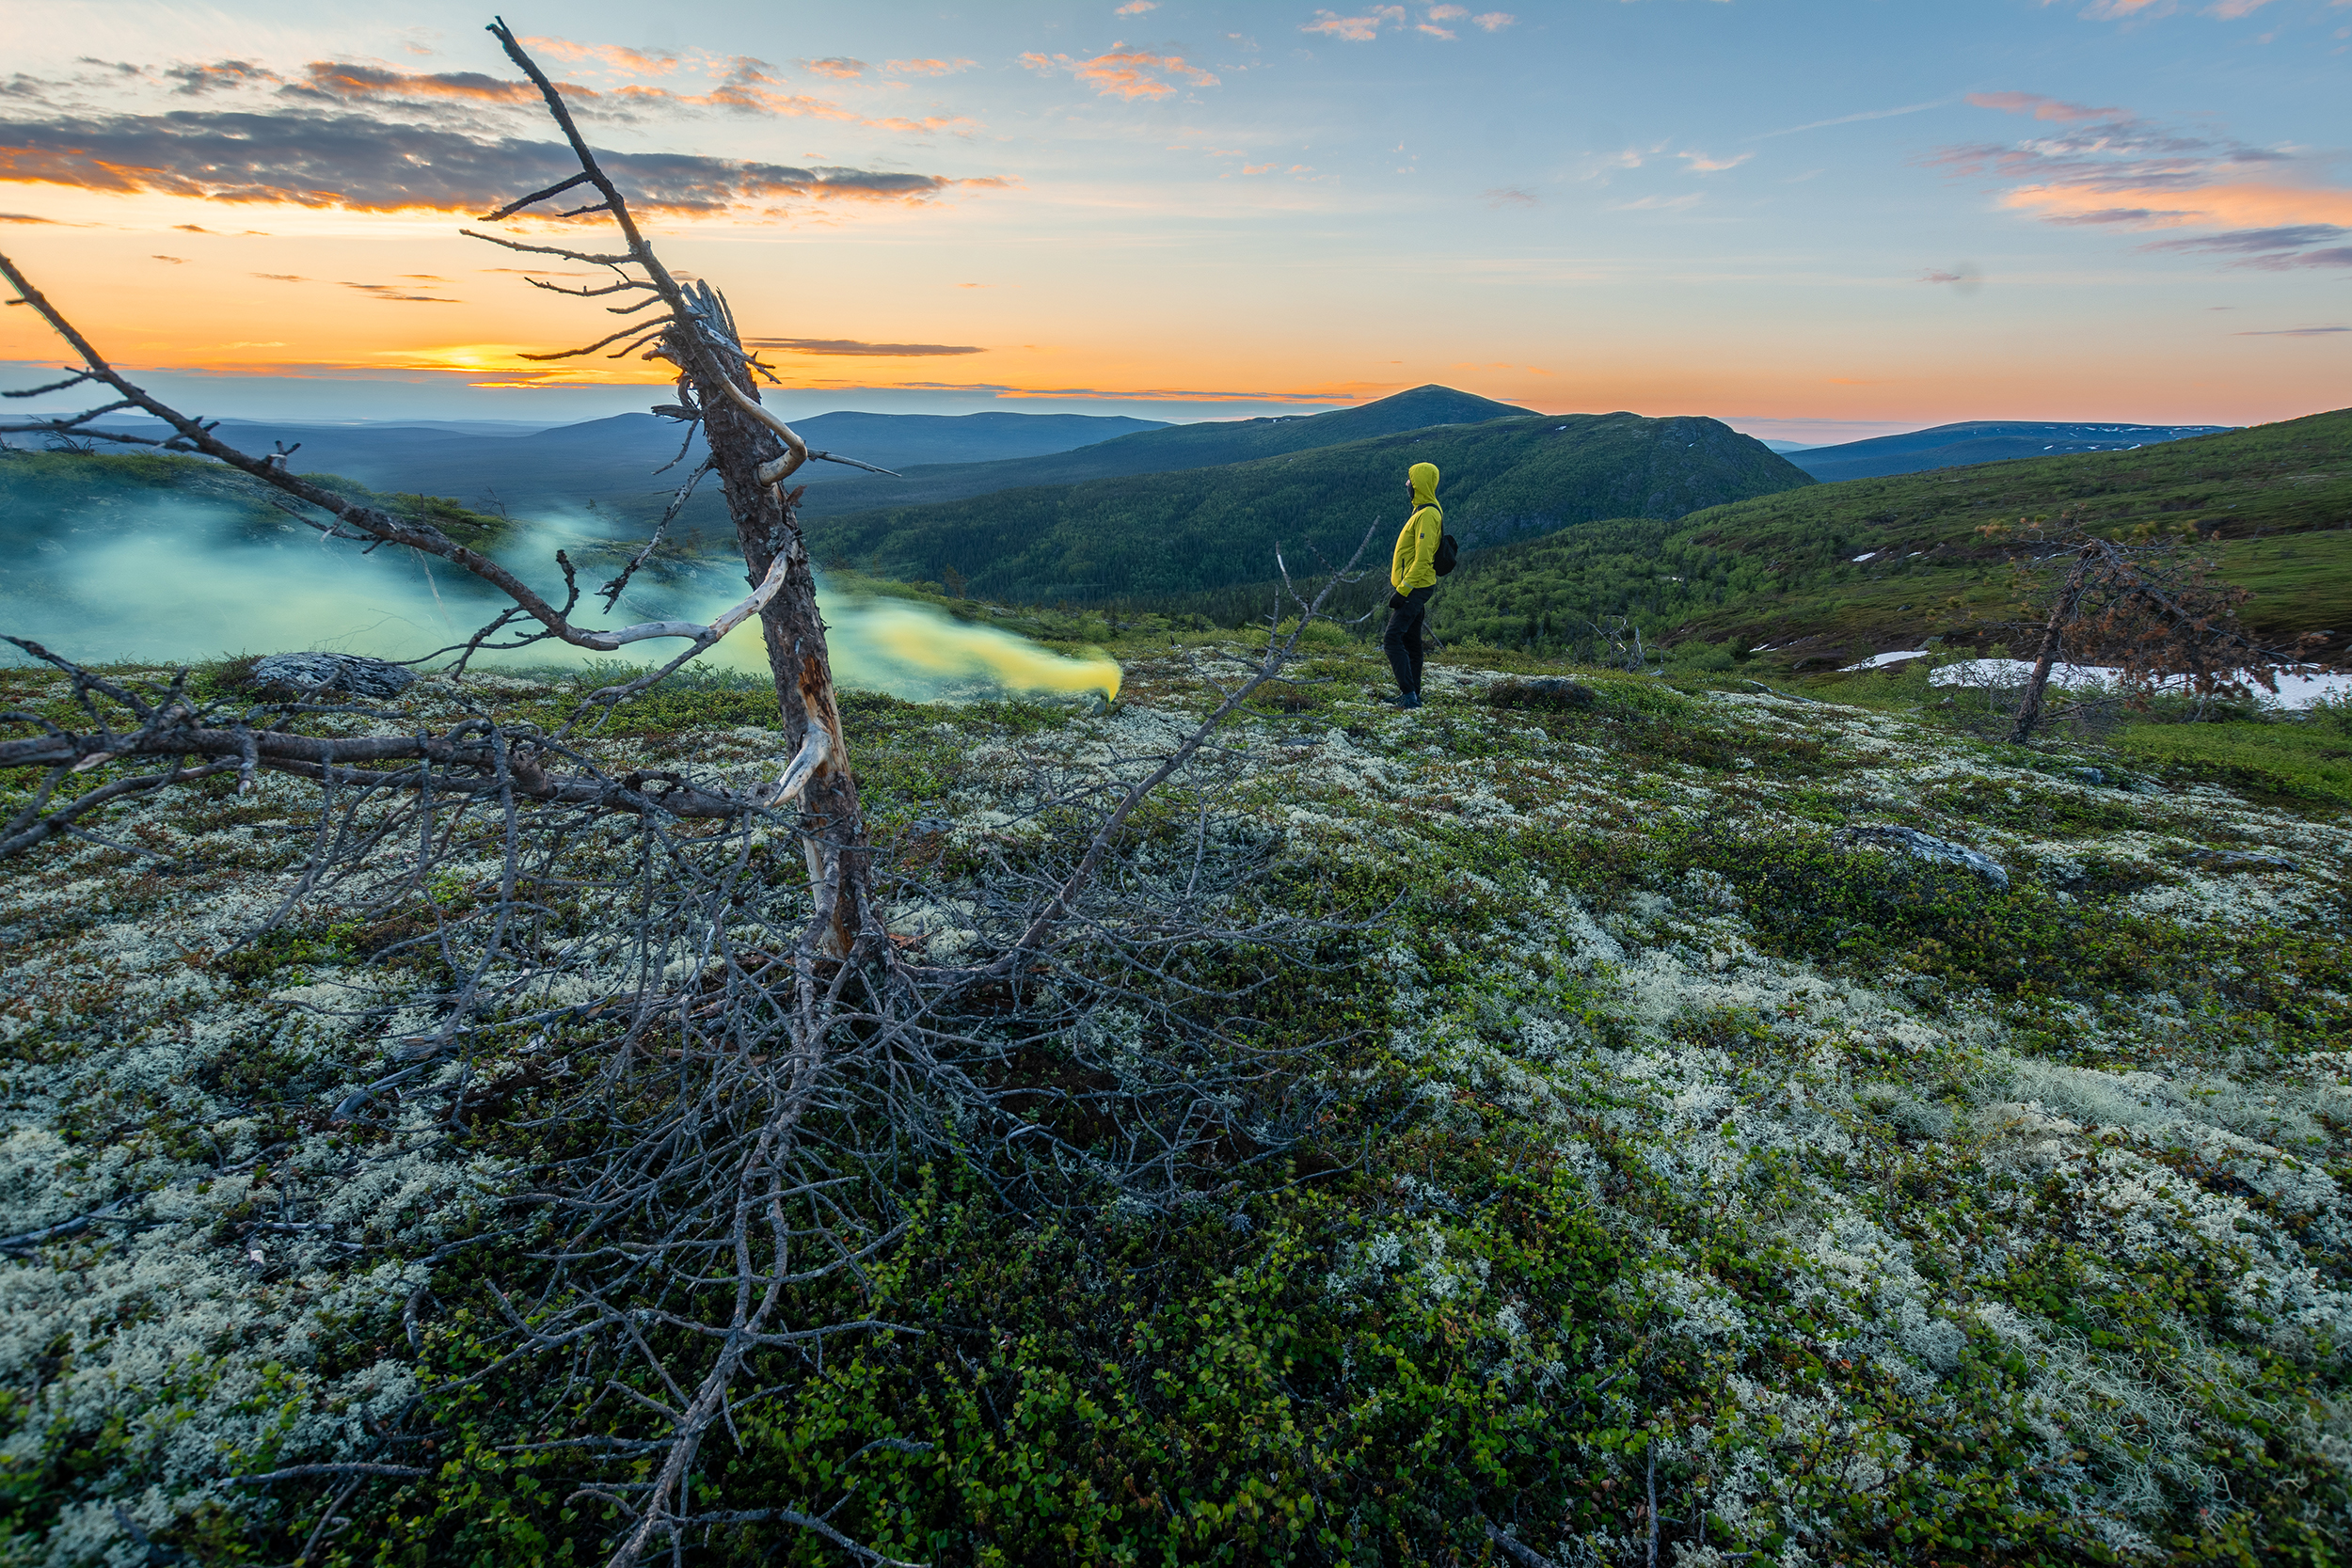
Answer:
[
  {"xmin": 2231, "ymin": 247, "xmax": 2352, "ymax": 272},
  {"xmin": 0, "ymin": 109, "xmax": 1002, "ymax": 214},
  {"xmin": 2144, "ymin": 224, "xmax": 2347, "ymax": 255},
  {"xmin": 748, "ymin": 338, "xmax": 984, "ymax": 356}
]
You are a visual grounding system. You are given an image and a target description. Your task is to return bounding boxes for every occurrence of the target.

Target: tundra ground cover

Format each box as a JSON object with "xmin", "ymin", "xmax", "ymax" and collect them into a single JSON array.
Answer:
[{"xmin": 0, "ymin": 642, "xmax": 2344, "ymax": 1566}]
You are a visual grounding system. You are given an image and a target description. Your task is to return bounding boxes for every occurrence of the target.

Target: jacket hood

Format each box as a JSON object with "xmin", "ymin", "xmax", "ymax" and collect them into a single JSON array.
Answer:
[{"xmin": 1408, "ymin": 462, "xmax": 1440, "ymax": 509}]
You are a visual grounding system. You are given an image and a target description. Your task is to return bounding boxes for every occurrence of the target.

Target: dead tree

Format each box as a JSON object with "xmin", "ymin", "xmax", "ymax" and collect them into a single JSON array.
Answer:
[
  {"xmin": 1993, "ymin": 522, "xmax": 2328, "ymax": 743},
  {"xmin": 1, "ymin": 26, "xmax": 1392, "ymax": 1560},
  {"xmin": 1, "ymin": 19, "xmax": 899, "ymax": 950}
]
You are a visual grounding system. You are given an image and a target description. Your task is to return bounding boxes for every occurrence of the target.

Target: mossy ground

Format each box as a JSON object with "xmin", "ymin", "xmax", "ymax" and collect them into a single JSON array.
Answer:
[{"xmin": 1, "ymin": 641, "xmax": 2345, "ymax": 1566}]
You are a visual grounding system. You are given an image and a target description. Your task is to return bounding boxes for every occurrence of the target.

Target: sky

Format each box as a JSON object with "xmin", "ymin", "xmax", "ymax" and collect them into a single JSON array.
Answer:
[{"xmin": 2, "ymin": 0, "xmax": 2346, "ymax": 442}]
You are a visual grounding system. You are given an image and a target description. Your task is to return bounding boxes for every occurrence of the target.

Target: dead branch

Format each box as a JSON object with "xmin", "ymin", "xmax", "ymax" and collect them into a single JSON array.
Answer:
[{"xmin": 0, "ymin": 23, "xmax": 1399, "ymax": 1568}]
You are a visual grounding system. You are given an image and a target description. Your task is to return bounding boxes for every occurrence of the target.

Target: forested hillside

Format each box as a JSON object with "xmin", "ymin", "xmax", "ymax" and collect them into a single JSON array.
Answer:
[
  {"xmin": 808, "ymin": 410, "xmax": 1808, "ymax": 602},
  {"xmin": 792, "ymin": 384, "xmax": 1533, "ymax": 519},
  {"xmin": 1422, "ymin": 407, "xmax": 2352, "ymax": 664},
  {"xmin": 1787, "ymin": 419, "xmax": 2231, "ymax": 483}
]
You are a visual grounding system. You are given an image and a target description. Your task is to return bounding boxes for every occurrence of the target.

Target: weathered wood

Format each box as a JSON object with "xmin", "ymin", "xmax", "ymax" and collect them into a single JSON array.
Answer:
[
  {"xmin": 2010, "ymin": 544, "xmax": 2095, "ymax": 744},
  {"xmin": 697, "ymin": 369, "xmax": 868, "ymax": 954}
]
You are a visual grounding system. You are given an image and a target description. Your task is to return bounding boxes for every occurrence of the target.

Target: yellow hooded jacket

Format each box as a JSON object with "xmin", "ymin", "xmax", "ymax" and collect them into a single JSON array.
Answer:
[{"xmin": 1391, "ymin": 462, "xmax": 1443, "ymax": 593}]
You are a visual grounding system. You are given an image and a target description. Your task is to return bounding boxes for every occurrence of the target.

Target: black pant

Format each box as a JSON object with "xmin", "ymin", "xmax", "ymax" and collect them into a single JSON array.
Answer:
[{"xmin": 1383, "ymin": 586, "xmax": 1432, "ymax": 695}]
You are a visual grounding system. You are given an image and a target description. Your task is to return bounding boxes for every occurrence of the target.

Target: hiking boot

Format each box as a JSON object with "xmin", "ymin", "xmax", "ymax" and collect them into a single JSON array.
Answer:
[{"xmin": 1380, "ymin": 691, "xmax": 1422, "ymax": 709}]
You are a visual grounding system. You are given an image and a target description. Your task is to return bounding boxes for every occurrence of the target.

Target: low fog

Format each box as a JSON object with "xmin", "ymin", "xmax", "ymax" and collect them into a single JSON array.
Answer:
[{"xmin": 1, "ymin": 492, "xmax": 1120, "ymax": 702}]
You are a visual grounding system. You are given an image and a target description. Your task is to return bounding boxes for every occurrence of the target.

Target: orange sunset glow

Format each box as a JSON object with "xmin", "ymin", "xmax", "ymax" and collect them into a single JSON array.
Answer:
[{"xmin": 3, "ymin": 1, "xmax": 2345, "ymax": 436}]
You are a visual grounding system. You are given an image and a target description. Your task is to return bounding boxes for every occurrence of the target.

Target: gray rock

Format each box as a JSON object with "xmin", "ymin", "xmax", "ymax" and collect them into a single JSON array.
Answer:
[
  {"xmin": 249, "ymin": 652, "xmax": 418, "ymax": 700},
  {"xmin": 1486, "ymin": 676, "xmax": 1597, "ymax": 711},
  {"xmin": 2184, "ymin": 847, "xmax": 2296, "ymax": 874},
  {"xmin": 1835, "ymin": 824, "xmax": 2010, "ymax": 889}
]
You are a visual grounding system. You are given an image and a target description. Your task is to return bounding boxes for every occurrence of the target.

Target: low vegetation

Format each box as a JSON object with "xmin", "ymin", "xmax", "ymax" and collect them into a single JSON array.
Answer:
[
  {"xmin": 1276, "ymin": 409, "xmax": 2351, "ymax": 671},
  {"xmin": 3, "ymin": 636, "xmax": 2344, "ymax": 1566}
]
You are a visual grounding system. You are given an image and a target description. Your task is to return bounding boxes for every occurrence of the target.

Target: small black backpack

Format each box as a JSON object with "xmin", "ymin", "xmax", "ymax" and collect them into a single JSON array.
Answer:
[{"xmin": 1433, "ymin": 532, "xmax": 1460, "ymax": 577}]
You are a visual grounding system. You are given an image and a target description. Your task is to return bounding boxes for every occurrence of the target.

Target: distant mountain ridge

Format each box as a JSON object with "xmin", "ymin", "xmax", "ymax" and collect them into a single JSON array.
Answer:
[
  {"xmin": 72, "ymin": 409, "xmax": 1173, "ymax": 518},
  {"xmin": 807, "ymin": 409, "xmax": 1808, "ymax": 603},
  {"xmin": 1788, "ymin": 420, "xmax": 2233, "ymax": 483},
  {"xmin": 789, "ymin": 386, "xmax": 1534, "ymax": 519}
]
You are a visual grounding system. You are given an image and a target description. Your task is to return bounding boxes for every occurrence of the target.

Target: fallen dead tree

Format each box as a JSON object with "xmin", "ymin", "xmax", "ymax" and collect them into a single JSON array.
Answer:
[
  {"xmin": 0, "ymin": 24, "xmax": 1387, "ymax": 1560},
  {"xmin": 1981, "ymin": 518, "xmax": 2332, "ymax": 742}
]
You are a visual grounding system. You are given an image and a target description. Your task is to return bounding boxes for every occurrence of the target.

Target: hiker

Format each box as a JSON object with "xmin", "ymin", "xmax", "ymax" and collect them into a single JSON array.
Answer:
[{"xmin": 1383, "ymin": 461, "xmax": 1445, "ymax": 708}]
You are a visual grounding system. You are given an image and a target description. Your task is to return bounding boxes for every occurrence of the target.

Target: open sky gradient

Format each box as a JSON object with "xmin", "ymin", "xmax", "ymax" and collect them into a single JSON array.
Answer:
[{"xmin": 3, "ymin": 0, "xmax": 2346, "ymax": 438}]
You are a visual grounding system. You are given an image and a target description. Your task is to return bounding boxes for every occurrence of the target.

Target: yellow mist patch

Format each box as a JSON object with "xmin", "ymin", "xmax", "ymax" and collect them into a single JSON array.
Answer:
[{"xmin": 820, "ymin": 598, "xmax": 1122, "ymax": 701}]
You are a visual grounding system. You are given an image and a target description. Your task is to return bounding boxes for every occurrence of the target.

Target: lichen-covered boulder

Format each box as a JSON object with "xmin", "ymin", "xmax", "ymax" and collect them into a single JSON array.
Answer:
[
  {"xmin": 1834, "ymin": 822, "xmax": 2010, "ymax": 888},
  {"xmin": 249, "ymin": 652, "xmax": 418, "ymax": 700}
]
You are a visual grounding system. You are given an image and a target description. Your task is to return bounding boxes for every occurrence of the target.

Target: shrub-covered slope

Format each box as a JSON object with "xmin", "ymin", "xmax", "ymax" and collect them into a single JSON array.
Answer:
[
  {"xmin": 809, "ymin": 411, "xmax": 1809, "ymax": 602},
  {"xmin": 0, "ymin": 644, "xmax": 2344, "ymax": 1564},
  {"xmin": 1422, "ymin": 406, "xmax": 2352, "ymax": 663}
]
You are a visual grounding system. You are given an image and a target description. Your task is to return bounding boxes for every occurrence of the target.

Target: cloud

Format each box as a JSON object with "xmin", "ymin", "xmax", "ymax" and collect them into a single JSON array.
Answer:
[
  {"xmin": 2044, "ymin": 206, "xmax": 2195, "ymax": 224},
  {"xmin": 886, "ymin": 58, "xmax": 976, "ymax": 76},
  {"xmin": 748, "ymin": 338, "xmax": 983, "ymax": 356},
  {"xmin": 0, "ymin": 110, "xmax": 1006, "ymax": 215},
  {"xmin": 1965, "ymin": 90, "xmax": 2126, "ymax": 122},
  {"xmin": 1481, "ymin": 186, "xmax": 1537, "ymax": 207},
  {"xmin": 2143, "ymin": 223, "xmax": 2347, "ymax": 253},
  {"xmin": 1678, "ymin": 150, "xmax": 1751, "ymax": 173},
  {"xmin": 296, "ymin": 60, "xmax": 553, "ymax": 105},
  {"xmin": 864, "ymin": 115, "xmax": 981, "ymax": 135},
  {"xmin": 1020, "ymin": 49, "xmax": 1218, "ymax": 99},
  {"xmin": 2231, "ymin": 246, "xmax": 2352, "ymax": 270},
  {"xmin": 992, "ymin": 382, "xmax": 1372, "ymax": 404},
  {"xmin": 1931, "ymin": 99, "xmax": 2352, "ymax": 251},
  {"xmin": 0, "ymin": 212, "xmax": 63, "ymax": 223},
  {"xmin": 246, "ymin": 270, "xmax": 454, "ymax": 301},
  {"xmin": 151, "ymin": 254, "xmax": 186, "ymax": 263},
  {"xmin": 1303, "ymin": 8, "xmax": 1406, "ymax": 40},
  {"xmin": 295, "ymin": 48, "xmax": 952, "ymax": 130},
  {"xmin": 1300, "ymin": 7, "xmax": 1503, "ymax": 41},
  {"xmin": 1752, "ymin": 99, "xmax": 1949, "ymax": 140},
  {"xmin": 519, "ymin": 38, "xmax": 680, "ymax": 75},
  {"xmin": 342, "ymin": 281, "xmax": 458, "ymax": 302},
  {"xmin": 164, "ymin": 60, "xmax": 280, "ymax": 95},
  {"xmin": 1116, "ymin": 1, "xmax": 1159, "ymax": 13},
  {"xmin": 799, "ymin": 57, "xmax": 866, "ymax": 80},
  {"xmin": 2234, "ymin": 325, "xmax": 2347, "ymax": 335},
  {"xmin": 2064, "ymin": 0, "xmax": 2282, "ymax": 16}
]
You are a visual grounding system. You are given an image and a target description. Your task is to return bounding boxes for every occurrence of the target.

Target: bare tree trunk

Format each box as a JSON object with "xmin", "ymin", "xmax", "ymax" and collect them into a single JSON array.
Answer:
[
  {"xmin": 696, "ymin": 370, "xmax": 866, "ymax": 954},
  {"xmin": 481, "ymin": 22, "xmax": 874, "ymax": 956},
  {"xmin": 2010, "ymin": 544, "xmax": 2095, "ymax": 745}
]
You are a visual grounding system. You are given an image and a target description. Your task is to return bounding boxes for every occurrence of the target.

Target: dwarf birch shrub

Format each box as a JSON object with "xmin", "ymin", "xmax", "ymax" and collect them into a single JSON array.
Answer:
[{"xmin": 3, "ymin": 644, "xmax": 2346, "ymax": 1565}]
